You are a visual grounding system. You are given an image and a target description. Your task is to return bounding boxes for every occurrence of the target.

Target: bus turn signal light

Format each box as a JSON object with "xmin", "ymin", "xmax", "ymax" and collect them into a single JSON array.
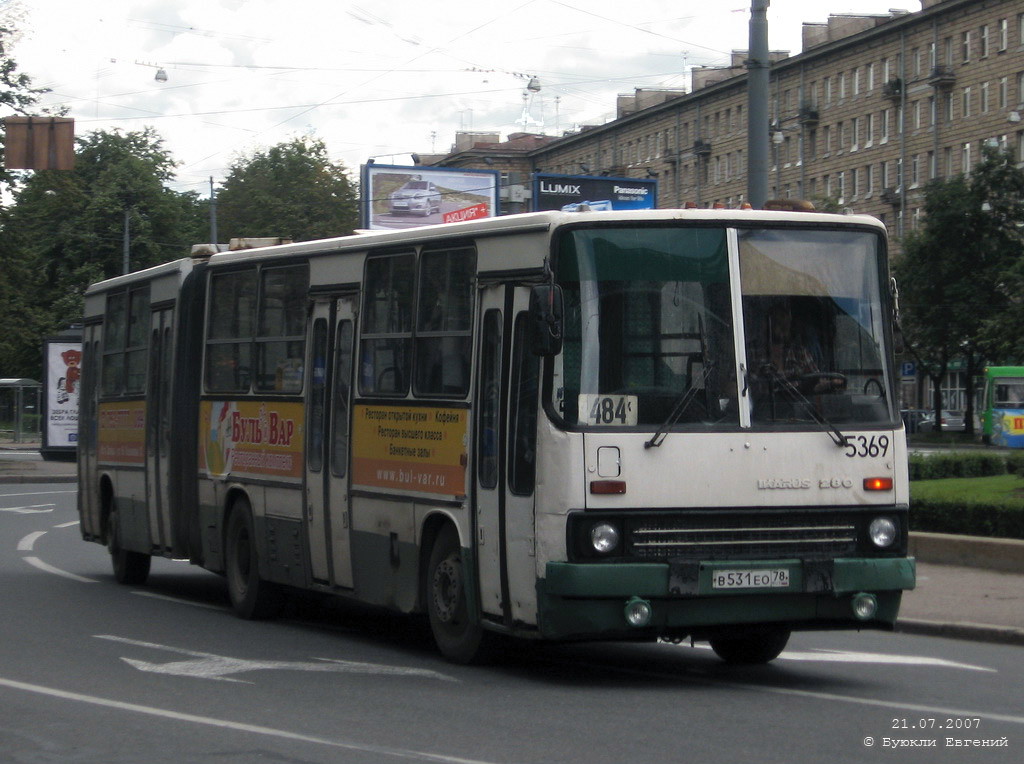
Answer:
[
  {"xmin": 864, "ymin": 477, "xmax": 893, "ymax": 491},
  {"xmin": 590, "ymin": 480, "xmax": 626, "ymax": 495}
]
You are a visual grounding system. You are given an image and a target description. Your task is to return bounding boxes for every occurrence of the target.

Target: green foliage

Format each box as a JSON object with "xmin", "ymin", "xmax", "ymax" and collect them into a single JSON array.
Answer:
[
  {"xmin": 907, "ymin": 451, "xmax": 1008, "ymax": 480},
  {"xmin": 0, "ymin": 128, "xmax": 205, "ymax": 378},
  {"xmin": 893, "ymin": 144, "xmax": 1024, "ymax": 430},
  {"xmin": 910, "ymin": 473, "xmax": 1024, "ymax": 539},
  {"xmin": 217, "ymin": 137, "xmax": 358, "ymax": 242}
]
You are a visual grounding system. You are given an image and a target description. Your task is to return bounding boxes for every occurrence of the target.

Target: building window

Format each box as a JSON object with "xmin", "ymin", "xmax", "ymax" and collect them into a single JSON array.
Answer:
[
  {"xmin": 1000, "ymin": 77, "xmax": 1008, "ymax": 109},
  {"xmin": 865, "ymin": 164, "xmax": 874, "ymax": 197},
  {"xmin": 962, "ymin": 30, "xmax": 971, "ymax": 63},
  {"xmin": 881, "ymin": 109, "xmax": 890, "ymax": 141},
  {"xmin": 981, "ymin": 81, "xmax": 990, "ymax": 113},
  {"xmin": 852, "ymin": 68, "xmax": 860, "ymax": 96},
  {"xmin": 962, "ymin": 86, "xmax": 971, "ymax": 118},
  {"xmin": 980, "ymin": 25, "xmax": 990, "ymax": 58},
  {"xmin": 851, "ymin": 116, "xmax": 860, "ymax": 150},
  {"xmin": 866, "ymin": 113, "xmax": 874, "ymax": 145},
  {"xmin": 999, "ymin": 19, "xmax": 1008, "ymax": 51},
  {"xmin": 911, "ymin": 154, "xmax": 920, "ymax": 187},
  {"xmin": 962, "ymin": 142, "xmax": 972, "ymax": 172},
  {"xmin": 866, "ymin": 63, "xmax": 874, "ymax": 90}
]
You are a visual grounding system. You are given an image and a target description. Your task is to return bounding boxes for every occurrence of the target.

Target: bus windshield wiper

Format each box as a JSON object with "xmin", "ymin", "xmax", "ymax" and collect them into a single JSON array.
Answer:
[
  {"xmin": 645, "ymin": 361, "xmax": 715, "ymax": 449},
  {"xmin": 760, "ymin": 366, "xmax": 849, "ymax": 448}
]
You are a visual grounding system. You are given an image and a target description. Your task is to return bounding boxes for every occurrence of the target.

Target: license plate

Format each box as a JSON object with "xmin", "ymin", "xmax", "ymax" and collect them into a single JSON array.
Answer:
[{"xmin": 711, "ymin": 568, "xmax": 790, "ymax": 589}]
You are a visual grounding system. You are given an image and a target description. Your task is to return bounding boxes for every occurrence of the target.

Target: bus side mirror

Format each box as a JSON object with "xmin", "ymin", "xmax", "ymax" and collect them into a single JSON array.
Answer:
[{"xmin": 529, "ymin": 284, "xmax": 563, "ymax": 356}]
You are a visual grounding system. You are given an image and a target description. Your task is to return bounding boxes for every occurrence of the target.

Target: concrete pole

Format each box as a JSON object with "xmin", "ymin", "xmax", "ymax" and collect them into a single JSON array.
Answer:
[
  {"xmin": 210, "ymin": 177, "xmax": 219, "ymax": 245},
  {"xmin": 122, "ymin": 208, "xmax": 130, "ymax": 274},
  {"xmin": 747, "ymin": 0, "xmax": 771, "ymax": 208}
]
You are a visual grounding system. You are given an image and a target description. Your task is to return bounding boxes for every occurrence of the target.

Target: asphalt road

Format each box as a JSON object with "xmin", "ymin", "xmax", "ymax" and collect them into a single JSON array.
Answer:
[{"xmin": 0, "ymin": 483, "xmax": 1020, "ymax": 764}]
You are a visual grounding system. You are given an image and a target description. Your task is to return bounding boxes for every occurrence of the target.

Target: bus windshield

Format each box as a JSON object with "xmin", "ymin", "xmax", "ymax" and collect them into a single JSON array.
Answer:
[{"xmin": 552, "ymin": 224, "xmax": 894, "ymax": 429}]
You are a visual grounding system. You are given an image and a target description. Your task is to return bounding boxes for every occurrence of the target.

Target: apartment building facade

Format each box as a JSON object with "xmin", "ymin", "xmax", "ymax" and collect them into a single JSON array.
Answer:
[{"xmin": 434, "ymin": 0, "xmax": 1024, "ymax": 247}]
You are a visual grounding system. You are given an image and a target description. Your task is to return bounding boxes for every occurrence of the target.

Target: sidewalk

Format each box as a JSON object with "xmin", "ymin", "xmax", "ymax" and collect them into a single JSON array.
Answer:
[{"xmin": 2, "ymin": 443, "xmax": 1022, "ymax": 646}]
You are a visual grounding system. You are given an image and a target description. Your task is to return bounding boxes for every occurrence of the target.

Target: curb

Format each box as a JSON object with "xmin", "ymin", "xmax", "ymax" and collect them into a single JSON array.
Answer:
[
  {"xmin": 897, "ymin": 618, "xmax": 1024, "ymax": 647},
  {"xmin": 909, "ymin": 531, "xmax": 1024, "ymax": 574},
  {"xmin": 0, "ymin": 475, "xmax": 77, "ymax": 484}
]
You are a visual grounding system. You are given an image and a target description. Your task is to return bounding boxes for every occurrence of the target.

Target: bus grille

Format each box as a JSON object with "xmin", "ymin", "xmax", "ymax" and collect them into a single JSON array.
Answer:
[{"xmin": 627, "ymin": 515, "xmax": 858, "ymax": 561}]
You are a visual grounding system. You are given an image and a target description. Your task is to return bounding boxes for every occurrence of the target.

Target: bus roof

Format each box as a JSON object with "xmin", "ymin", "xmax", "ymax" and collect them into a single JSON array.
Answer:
[{"xmin": 204, "ymin": 208, "xmax": 887, "ymax": 267}]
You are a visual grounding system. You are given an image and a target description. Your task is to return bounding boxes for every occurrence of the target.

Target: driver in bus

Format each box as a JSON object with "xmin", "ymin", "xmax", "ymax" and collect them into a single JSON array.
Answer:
[{"xmin": 756, "ymin": 299, "xmax": 842, "ymax": 395}]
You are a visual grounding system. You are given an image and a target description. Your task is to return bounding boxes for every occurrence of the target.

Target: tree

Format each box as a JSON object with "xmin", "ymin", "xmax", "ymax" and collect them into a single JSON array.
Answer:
[
  {"xmin": 893, "ymin": 144, "xmax": 1024, "ymax": 433},
  {"xmin": 0, "ymin": 128, "xmax": 205, "ymax": 377},
  {"xmin": 0, "ymin": 23, "xmax": 52, "ymax": 195},
  {"xmin": 216, "ymin": 137, "xmax": 358, "ymax": 242}
]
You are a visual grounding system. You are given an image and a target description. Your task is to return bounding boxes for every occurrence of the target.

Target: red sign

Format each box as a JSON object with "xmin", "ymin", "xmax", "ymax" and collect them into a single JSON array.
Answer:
[{"xmin": 444, "ymin": 203, "xmax": 489, "ymax": 224}]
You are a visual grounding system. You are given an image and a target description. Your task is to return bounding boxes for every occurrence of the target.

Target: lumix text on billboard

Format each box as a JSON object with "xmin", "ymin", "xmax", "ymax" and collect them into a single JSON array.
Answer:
[
  {"xmin": 533, "ymin": 173, "xmax": 657, "ymax": 212},
  {"xmin": 362, "ymin": 164, "xmax": 500, "ymax": 230}
]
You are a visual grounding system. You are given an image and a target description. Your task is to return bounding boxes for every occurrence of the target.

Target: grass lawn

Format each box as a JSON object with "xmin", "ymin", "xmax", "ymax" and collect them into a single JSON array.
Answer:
[{"xmin": 910, "ymin": 473, "xmax": 1024, "ymax": 507}]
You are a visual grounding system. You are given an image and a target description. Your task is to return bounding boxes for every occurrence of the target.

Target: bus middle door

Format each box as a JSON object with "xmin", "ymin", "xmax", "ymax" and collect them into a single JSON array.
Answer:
[{"xmin": 305, "ymin": 296, "xmax": 357, "ymax": 589}]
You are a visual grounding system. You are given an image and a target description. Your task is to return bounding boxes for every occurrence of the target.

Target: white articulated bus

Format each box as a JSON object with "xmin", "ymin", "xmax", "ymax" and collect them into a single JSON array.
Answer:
[{"xmin": 78, "ymin": 208, "xmax": 915, "ymax": 664}]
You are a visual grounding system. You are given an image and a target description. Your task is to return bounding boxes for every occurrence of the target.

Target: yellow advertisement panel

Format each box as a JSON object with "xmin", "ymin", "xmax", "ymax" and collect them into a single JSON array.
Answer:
[
  {"xmin": 199, "ymin": 400, "xmax": 305, "ymax": 481},
  {"xmin": 98, "ymin": 401, "xmax": 146, "ymax": 464},
  {"xmin": 352, "ymin": 404, "xmax": 468, "ymax": 496}
]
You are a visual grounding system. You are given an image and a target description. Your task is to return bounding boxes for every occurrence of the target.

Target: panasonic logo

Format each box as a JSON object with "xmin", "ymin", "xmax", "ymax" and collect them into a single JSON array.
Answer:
[
  {"xmin": 614, "ymin": 185, "xmax": 649, "ymax": 195},
  {"xmin": 540, "ymin": 181, "xmax": 581, "ymax": 195}
]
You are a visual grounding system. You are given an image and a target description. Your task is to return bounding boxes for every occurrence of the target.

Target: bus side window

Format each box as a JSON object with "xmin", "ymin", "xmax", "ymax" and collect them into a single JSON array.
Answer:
[
  {"xmin": 360, "ymin": 253, "xmax": 415, "ymax": 396},
  {"xmin": 205, "ymin": 269, "xmax": 257, "ymax": 393},
  {"xmin": 415, "ymin": 246, "xmax": 476, "ymax": 397},
  {"xmin": 256, "ymin": 265, "xmax": 309, "ymax": 393},
  {"xmin": 101, "ymin": 287, "xmax": 150, "ymax": 396},
  {"xmin": 509, "ymin": 313, "xmax": 540, "ymax": 496}
]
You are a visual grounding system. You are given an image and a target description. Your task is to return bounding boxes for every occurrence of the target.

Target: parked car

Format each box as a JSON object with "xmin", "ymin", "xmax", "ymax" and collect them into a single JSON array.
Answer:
[
  {"xmin": 900, "ymin": 408, "xmax": 929, "ymax": 434},
  {"xmin": 917, "ymin": 409, "xmax": 966, "ymax": 432},
  {"xmin": 388, "ymin": 180, "xmax": 442, "ymax": 216}
]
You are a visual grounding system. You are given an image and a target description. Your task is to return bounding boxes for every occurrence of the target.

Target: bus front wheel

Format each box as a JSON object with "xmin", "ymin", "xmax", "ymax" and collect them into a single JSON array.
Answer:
[
  {"xmin": 225, "ymin": 499, "xmax": 283, "ymax": 619},
  {"xmin": 426, "ymin": 524, "xmax": 486, "ymax": 663},
  {"xmin": 708, "ymin": 627, "xmax": 790, "ymax": 664}
]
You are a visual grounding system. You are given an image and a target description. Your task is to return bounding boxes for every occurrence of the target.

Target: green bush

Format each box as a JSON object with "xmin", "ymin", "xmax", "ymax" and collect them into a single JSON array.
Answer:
[
  {"xmin": 909, "ymin": 451, "xmax": 1011, "ymax": 480},
  {"xmin": 910, "ymin": 499, "xmax": 1024, "ymax": 539}
]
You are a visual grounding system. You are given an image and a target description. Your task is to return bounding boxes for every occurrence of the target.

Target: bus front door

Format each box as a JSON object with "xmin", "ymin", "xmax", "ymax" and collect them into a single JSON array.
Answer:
[
  {"xmin": 305, "ymin": 297, "xmax": 357, "ymax": 589},
  {"xmin": 475, "ymin": 285, "xmax": 538, "ymax": 628}
]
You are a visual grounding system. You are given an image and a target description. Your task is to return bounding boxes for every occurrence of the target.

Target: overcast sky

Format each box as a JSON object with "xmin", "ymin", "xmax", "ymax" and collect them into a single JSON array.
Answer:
[{"xmin": 5, "ymin": 0, "xmax": 921, "ymax": 197}]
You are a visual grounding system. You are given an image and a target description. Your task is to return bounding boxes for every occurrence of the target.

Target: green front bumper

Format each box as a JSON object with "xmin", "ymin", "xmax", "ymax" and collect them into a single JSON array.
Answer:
[{"xmin": 537, "ymin": 557, "xmax": 916, "ymax": 641}]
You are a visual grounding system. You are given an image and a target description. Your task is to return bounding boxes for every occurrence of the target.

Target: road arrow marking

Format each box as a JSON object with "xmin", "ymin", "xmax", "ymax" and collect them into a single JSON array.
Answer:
[{"xmin": 96, "ymin": 635, "xmax": 458, "ymax": 683}]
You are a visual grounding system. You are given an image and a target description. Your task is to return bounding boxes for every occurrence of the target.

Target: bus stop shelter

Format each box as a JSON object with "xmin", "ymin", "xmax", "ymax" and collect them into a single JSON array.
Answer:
[{"xmin": 0, "ymin": 378, "xmax": 41, "ymax": 444}]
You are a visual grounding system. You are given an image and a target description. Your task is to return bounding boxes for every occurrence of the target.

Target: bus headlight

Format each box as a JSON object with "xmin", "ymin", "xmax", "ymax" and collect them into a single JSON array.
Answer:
[
  {"xmin": 590, "ymin": 523, "xmax": 621, "ymax": 554},
  {"xmin": 868, "ymin": 517, "xmax": 898, "ymax": 548}
]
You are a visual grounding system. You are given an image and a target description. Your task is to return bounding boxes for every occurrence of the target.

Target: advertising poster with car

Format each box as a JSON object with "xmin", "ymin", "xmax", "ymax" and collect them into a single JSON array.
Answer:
[
  {"xmin": 362, "ymin": 164, "xmax": 499, "ymax": 230},
  {"xmin": 533, "ymin": 173, "xmax": 657, "ymax": 212}
]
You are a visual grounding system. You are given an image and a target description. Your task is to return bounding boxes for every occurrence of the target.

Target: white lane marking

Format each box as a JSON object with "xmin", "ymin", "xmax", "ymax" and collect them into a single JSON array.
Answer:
[
  {"xmin": 54, "ymin": 520, "xmax": 79, "ymax": 529},
  {"xmin": 0, "ymin": 676, "xmax": 494, "ymax": 764},
  {"xmin": 22, "ymin": 556, "xmax": 97, "ymax": 583},
  {"xmin": 1, "ymin": 505, "xmax": 55, "ymax": 514},
  {"xmin": 0, "ymin": 491, "xmax": 75, "ymax": 498},
  {"xmin": 17, "ymin": 531, "xmax": 46, "ymax": 553},
  {"xmin": 95, "ymin": 635, "xmax": 458, "ymax": 684},
  {"xmin": 681, "ymin": 643, "xmax": 996, "ymax": 672},
  {"xmin": 580, "ymin": 655, "xmax": 1024, "ymax": 727},
  {"xmin": 131, "ymin": 591, "xmax": 225, "ymax": 611}
]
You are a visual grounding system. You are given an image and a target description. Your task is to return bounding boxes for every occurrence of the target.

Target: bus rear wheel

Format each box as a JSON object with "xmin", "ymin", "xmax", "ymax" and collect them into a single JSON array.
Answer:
[
  {"xmin": 105, "ymin": 503, "xmax": 151, "ymax": 585},
  {"xmin": 225, "ymin": 499, "xmax": 283, "ymax": 619},
  {"xmin": 709, "ymin": 627, "xmax": 790, "ymax": 664},
  {"xmin": 426, "ymin": 524, "xmax": 486, "ymax": 663}
]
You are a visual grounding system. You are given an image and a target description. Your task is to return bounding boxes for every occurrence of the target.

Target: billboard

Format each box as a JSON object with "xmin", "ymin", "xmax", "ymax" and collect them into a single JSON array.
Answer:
[
  {"xmin": 42, "ymin": 337, "xmax": 82, "ymax": 455},
  {"xmin": 362, "ymin": 164, "xmax": 499, "ymax": 230},
  {"xmin": 534, "ymin": 173, "xmax": 657, "ymax": 212}
]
